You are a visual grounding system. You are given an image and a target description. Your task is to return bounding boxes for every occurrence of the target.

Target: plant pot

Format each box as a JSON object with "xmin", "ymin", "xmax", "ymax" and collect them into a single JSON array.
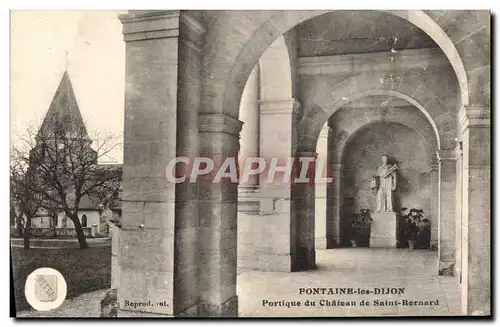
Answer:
[
  {"xmin": 408, "ymin": 240, "xmax": 416, "ymax": 250},
  {"xmin": 350, "ymin": 239, "xmax": 358, "ymax": 248}
]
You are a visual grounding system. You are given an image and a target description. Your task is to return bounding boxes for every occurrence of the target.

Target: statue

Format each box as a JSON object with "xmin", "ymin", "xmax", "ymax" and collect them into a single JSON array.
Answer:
[{"xmin": 372, "ymin": 154, "xmax": 398, "ymax": 212}]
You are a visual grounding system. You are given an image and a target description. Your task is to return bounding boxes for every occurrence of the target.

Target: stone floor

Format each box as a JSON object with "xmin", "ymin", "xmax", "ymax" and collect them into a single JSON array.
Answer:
[
  {"xmin": 237, "ymin": 248, "xmax": 463, "ymax": 317},
  {"xmin": 16, "ymin": 248, "xmax": 462, "ymax": 318},
  {"xmin": 16, "ymin": 289, "xmax": 107, "ymax": 318}
]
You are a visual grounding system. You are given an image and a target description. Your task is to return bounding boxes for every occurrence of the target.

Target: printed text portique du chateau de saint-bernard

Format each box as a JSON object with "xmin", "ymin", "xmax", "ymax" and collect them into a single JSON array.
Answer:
[{"xmin": 261, "ymin": 288, "xmax": 440, "ymax": 308}]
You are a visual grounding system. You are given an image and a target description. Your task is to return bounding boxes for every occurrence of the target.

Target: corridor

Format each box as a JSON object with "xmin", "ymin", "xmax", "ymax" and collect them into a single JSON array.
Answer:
[{"xmin": 237, "ymin": 248, "xmax": 461, "ymax": 317}]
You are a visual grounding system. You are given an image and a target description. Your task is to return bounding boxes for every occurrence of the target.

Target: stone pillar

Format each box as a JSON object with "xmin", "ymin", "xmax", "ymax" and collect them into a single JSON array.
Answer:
[
  {"xmin": 326, "ymin": 163, "xmax": 342, "ymax": 248},
  {"xmin": 459, "ymin": 105, "xmax": 490, "ymax": 315},
  {"xmin": 429, "ymin": 158, "xmax": 439, "ymax": 250},
  {"xmin": 238, "ymin": 66, "xmax": 260, "ymax": 191},
  {"xmin": 455, "ymin": 145, "xmax": 463, "ymax": 279},
  {"xmin": 237, "ymin": 65, "xmax": 261, "ymax": 271},
  {"xmin": 315, "ymin": 124, "xmax": 329, "ymax": 249},
  {"xmin": 118, "ymin": 10, "xmax": 205, "ymax": 317},
  {"xmin": 292, "ymin": 151, "xmax": 317, "ymax": 270},
  {"xmin": 257, "ymin": 99, "xmax": 300, "ymax": 271},
  {"xmin": 437, "ymin": 148, "xmax": 457, "ymax": 276},
  {"xmin": 197, "ymin": 114, "xmax": 243, "ymax": 317},
  {"xmin": 110, "ymin": 224, "xmax": 120, "ymax": 289}
]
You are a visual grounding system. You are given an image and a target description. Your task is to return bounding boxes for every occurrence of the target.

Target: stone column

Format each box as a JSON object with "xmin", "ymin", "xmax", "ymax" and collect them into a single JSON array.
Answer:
[
  {"xmin": 459, "ymin": 105, "xmax": 490, "ymax": 315},
  {"xmin": 455, "ymin": 145, "xmax": 463, "ymax": 279},
  {"xmin": 437, "ymin": 148, "xmax": 457, "ymax": 276},
  {"xmin": 257, "ymin": 99, "xmax": 300, "ymax": 271},
  {"xmin": 197, "ymin": 114, "xmax": 243, "ymax": 317},
  {"xmin": 292, "ymin": 151, "xmax": 317, "ymax": 270},
  {"xmin": 315, "ymin": 124, "xmax": 329, "ymax": 249},
  {"xmin": 238, "ymin": 66, "xmax": 260, "ymax": 191},
  {"xmin": 429, "ymin": 157, "xmax": 439, "ymax": 250},
  {"xmin": 326, "ymin": 163, "xmax": 343, "ymax": 248},
  {"xmin": 237, "ymin": 66, "xmax": 261, "ymax": 271},
  {"xmin": 117, "ymin": 11, "xmax": 205, "ymax": 317}
]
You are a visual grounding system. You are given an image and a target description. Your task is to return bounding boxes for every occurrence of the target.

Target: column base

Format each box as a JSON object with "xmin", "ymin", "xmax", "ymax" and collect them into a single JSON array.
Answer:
[
  {"xmin": 316, "ymin": 236, "xmax": 341, "ymax": 249},
  {"xmin": 198, "ymin": 296, "xmax": 238, "ymax": 317},
  {"xmin": 328, "ymin": 236, "xmax": 341, "ymax": 249},
  {"xmin": 370, "ymin": 212, "xmax": 397, "ymax": 248},
  {"xmin": 293, "ymin": 248, "xmax": 316, "ymax": 271},
  {"xmin": 100, "ymin": 289, "xmax": 118, "ymax": 318},
  {"xmin": 438, "ymin": 261, "xmax": 455, "ymax": 276},
  {"xmin": 315, "ymin": 237, "xmax": 327, "ymax": 249}
]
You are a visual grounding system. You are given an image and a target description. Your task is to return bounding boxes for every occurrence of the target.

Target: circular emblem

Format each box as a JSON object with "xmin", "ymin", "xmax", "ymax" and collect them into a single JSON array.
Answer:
[{"xmin": 24, "ymin": 267, "xmax": 67, "ymax": 311}]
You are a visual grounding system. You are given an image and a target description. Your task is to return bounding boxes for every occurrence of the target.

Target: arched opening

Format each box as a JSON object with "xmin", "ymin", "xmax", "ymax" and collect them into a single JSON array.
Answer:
[
  {"xmin": 234, "ymin": 10, "xmax": 459, "ymax": 316},
  {"xmin": 116, "ymin": 9, "xmax": 490, "ymax": 317},
  {"xmin": 340, "ymin": 121, "xmax": 432, "ymax": 248},
  {"xmin": 81, "ymin": 214, "xmax": 88, "ymax": 228}
]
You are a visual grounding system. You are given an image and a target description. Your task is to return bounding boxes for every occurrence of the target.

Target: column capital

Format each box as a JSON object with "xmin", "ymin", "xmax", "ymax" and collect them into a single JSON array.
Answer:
[
  {"xmin": 430, "ymin": 159, "xmax": 439, "ymax": 171},
  {"xmin": 458, "ymin": 104, "xmax": 490, "ymax": 132},
  {"xmin": 319, "ymin": 124, "xmax": 330, "ymax": 139},
  {"xmin": 454, "ymin": 144, "xmax": 463, "ymax": 158},
  {"xmin": 295, "ymin": 151, "xmax": 317, "ymax": 158},
  {"xmin": 436, "ymin": 148, "xmax": 459, "ymax": 162},
  {"xmin": 199, "ymin": 113, "xmax": 243, "ymax": 137},
  {"xmin": 119, "ymin": 10, "xmax": 206, "ymax": 43},
  {"xmin": 259, "ymin": 98, "xmax": 300, "ymax": 115},
  {"xmin": 332, "ymin": 163, "xmax": 343, "ymax": 170}
]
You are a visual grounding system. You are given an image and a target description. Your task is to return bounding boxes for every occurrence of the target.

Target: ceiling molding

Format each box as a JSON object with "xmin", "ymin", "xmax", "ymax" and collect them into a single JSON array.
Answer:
[{"xmin": 298, "ymin": 48, "xmax": 450, "ymax": 76}]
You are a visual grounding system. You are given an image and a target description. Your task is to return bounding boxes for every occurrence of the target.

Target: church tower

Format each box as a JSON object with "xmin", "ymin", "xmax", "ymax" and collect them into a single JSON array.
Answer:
[{"xmin": 31, "ymin": 70, "xmax": 96, "ymax": 166}]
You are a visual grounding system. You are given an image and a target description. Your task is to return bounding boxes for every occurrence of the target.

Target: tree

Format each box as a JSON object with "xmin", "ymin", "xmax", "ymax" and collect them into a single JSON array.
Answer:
[
  {"xmin": 12, "ymin": 121, "xmax": 122, "ymax": 249},
  {"xmin": 10, "ymin": 157, "xmax": 43, "ymax": 250}
]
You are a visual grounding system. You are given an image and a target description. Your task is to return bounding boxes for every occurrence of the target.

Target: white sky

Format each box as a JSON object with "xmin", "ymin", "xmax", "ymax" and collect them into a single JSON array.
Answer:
[{"xmin": 10, "ymin": 10, "xmax": 126, "ymax": 163}]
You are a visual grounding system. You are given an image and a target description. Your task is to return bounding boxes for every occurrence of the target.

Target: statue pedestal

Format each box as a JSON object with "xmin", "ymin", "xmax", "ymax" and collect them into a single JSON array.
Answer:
[{"xmin": 370, "ymin": 212, "xmax": 397, "ymax": 248}]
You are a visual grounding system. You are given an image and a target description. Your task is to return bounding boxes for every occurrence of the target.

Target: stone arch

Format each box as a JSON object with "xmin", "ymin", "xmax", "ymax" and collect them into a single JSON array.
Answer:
[
  {"xmin": 210, "ymin": 10, "xmax": 470, "ymax": 121},
  {"xmin": 331, "ymin": 90, "xmax": 442, "ymax": 151},
  {"xmin": 299, "ymin": 89, "xmax": 443, "ymax": 154},
  {"xmin": 337, "ymin": 121, "xmax": 435, "ymax": 246},
  {"xmin": 338, "ymin": 120, "xmax": 434, "ymax": 164}
]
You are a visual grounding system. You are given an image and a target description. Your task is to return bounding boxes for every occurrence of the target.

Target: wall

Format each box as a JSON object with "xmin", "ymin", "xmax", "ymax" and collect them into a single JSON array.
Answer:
[
  {"xmin": 56, "ymin": 210, "xmax": 101, "ymax": 231},
  {"xmin": 342, "ymin": 122, "xmax": 431, "ymax": 219}
]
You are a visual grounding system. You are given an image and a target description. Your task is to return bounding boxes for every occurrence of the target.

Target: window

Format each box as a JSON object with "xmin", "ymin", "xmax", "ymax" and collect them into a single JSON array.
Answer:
[{"xmin": 81, "ymin": 215, "xmax": 88, "ymax": 227}]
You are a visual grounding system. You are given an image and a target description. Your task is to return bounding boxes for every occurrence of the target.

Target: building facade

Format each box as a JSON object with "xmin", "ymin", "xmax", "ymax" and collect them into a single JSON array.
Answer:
[{"xmin": 113, "ymin": 10, "xmax": 490, "ymax": 317}]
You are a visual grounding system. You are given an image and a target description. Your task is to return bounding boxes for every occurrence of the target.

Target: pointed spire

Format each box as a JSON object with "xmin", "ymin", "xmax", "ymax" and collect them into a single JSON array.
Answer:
[{"xmin": 38, "ymin": 70, "xmax": 88, "ymax": 138}]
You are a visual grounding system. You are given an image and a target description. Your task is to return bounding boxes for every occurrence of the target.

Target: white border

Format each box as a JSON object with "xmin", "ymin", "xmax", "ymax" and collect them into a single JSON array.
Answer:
[{"xmin": 2, "ymin": 1, "xmax": 498, "ymax": 326}]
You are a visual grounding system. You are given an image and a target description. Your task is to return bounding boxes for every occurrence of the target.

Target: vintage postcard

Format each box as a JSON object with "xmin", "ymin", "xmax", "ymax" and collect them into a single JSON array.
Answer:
[{"xmin": 10, "ymin": 9, "xmax": 491, "ymax": 318}]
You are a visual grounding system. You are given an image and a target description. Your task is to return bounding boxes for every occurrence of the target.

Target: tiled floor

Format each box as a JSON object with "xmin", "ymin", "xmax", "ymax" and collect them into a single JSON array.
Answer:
[
  {"xmin": 16, "ymin": 248, "xmax": 462, "ymax": 318},
  {"xmin": 237, "ymin": 248, "xmax": 463, "ymax": 317}
]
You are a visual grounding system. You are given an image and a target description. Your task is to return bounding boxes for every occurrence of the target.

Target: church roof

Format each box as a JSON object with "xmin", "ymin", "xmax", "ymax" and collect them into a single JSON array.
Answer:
[{"xmin": 38, "ymin": 71, "xmax": 88, "ymax": 138}]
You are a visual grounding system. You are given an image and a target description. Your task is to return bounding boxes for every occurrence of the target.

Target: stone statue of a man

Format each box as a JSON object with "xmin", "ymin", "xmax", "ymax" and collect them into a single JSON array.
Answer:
[{"xmin": 375, "ymin": 154, "xmax": 397, "ymax": 212}]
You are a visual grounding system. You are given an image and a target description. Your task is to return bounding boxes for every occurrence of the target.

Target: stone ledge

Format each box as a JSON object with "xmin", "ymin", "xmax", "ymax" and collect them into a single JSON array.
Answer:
[
  {"xmin": 119, "ymin": 10, "xmax": 205, "ymax": 43},
  {"xmin": 119, "ymin": 10, "xmax": 181, "ymax": 42},
  {"xmin": 458, "ymin": 105, "xmax": 490, "ymax": 131},
  {"xmin": 438, "ymin": 261, "xmax": 455, "ymax": 276},
  {"xmin": 437, "ymin": 148, "xmax": 459, "ymax": 161},
  {"xmin": 199, "ymin": 113, "xmax": 243, "ymax": 137},
  {"xmin": 298, "ymin": 48, "xmax": 449, "ymax": 75},
  {"xmin": 259, "ymin": 98, "xmax": 300, "ymax": 114}
]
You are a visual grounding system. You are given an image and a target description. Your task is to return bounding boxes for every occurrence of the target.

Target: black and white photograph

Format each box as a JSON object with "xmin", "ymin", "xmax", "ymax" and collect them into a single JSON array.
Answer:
[{"xmin": 8, "ymin": 8, "xmax": 492, "ymax": 318}]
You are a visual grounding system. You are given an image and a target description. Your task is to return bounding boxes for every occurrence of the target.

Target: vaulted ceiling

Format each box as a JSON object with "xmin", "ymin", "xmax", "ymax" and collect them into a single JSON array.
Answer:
[{"xmin": 296, "ymin": 11, "xmax": 439, "ymax": 57}]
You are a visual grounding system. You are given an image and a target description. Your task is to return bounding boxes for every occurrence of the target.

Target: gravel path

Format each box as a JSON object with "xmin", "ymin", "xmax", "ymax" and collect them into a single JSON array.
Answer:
[{"xmin": 16, "ymin": 289, "xmax": 107, "ymax": 318}]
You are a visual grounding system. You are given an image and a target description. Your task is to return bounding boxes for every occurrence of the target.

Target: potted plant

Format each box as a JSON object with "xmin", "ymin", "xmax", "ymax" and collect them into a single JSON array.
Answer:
[
  {"xmin": 350, "ymin": 209, "xmax": 373, "ymax": 247},
  {"xmin": 402, "ymin": 208, "xmax": 429, "ymax": 249}
]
